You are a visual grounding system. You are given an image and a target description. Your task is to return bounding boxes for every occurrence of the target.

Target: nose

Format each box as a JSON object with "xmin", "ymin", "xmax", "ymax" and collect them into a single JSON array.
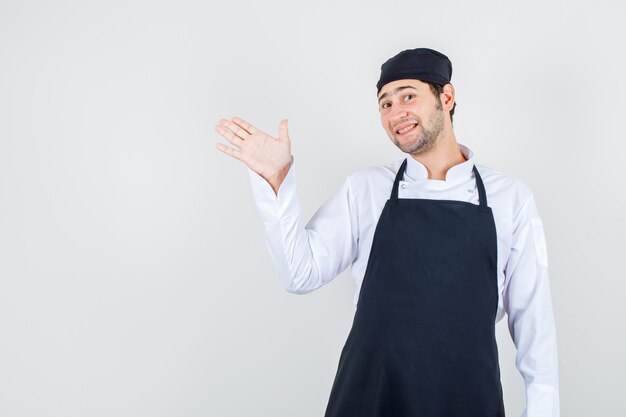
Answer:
[{"xmin": 390, "ymin": 108, "xmax": 408, "ymax": 122}]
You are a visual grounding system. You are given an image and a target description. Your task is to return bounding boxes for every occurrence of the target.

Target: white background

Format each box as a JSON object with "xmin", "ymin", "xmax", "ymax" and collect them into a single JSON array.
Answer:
[{"xmin": 1, "ymin": 0, "xmax": 624, "ymax": 416}]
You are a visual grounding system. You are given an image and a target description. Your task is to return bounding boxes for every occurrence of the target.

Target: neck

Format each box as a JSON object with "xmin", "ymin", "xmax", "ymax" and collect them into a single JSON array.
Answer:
[{"xmin": 410, "ymin": 129, "xmax": 465, "ymax": 180}]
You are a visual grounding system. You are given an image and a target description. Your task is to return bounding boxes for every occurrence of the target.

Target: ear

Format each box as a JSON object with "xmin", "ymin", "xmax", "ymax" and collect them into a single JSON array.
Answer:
[{"xmin": 441, "ymin": 83, "xmax": 455, "ymax": 112}]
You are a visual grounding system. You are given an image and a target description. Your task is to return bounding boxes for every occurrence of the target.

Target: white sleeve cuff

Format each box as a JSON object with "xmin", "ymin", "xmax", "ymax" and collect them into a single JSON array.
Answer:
[{"xmin": 247, "ymin": 156, "xmax": 298, "ymax": 224}]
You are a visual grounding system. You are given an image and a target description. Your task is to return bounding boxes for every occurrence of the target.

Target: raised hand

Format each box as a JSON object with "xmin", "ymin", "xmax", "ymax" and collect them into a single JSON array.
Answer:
[{"xmin": 214, "ymin": 117, "xmax": 292, "ymax": 193}]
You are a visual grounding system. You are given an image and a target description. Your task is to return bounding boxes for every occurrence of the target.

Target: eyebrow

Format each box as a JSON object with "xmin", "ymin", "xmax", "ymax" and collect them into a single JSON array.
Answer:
[{"xmin": 378, "ymin": 86, "xmax": 418, "ymax": 103}]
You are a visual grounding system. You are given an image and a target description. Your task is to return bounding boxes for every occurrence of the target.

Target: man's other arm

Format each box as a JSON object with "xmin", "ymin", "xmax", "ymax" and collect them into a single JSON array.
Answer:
[
  {"xmin": 214, "ymin": 116, "xmax": 358, "ymax": 294},
  {"xmin": 504, "ymin": 193, "xmax": 560, "ymax": 417},
  {"xmin": 247, "ymin": 156, "xmax": 358, "ymax": 294}
]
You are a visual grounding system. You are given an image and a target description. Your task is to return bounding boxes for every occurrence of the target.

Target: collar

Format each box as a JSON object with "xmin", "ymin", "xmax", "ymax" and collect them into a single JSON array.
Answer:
[{"xmin": 403, "ymin": 143, "xmax": 475, "ymax": 183}]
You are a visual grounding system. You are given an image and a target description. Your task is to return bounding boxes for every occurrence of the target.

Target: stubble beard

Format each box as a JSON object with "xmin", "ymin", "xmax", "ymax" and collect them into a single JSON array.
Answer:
[{"xmin": 392, "ymin": 106, "xmax": 445, "ymax": 156}]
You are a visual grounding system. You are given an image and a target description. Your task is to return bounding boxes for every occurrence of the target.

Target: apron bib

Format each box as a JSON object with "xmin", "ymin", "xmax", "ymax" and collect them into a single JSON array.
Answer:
[{"xmin": 324, "ymin": 158, "xmax": 505, "ymax": 417}]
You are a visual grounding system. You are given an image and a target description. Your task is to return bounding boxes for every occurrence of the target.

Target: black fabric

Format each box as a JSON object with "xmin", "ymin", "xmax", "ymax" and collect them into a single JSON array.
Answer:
[
  {"xmin": 376, "ymin": 48, "xmax": 452, "ymax": 93},
  {"xmin": 324, "ymin": 159, "xmax": 505, "ymax": 417}
]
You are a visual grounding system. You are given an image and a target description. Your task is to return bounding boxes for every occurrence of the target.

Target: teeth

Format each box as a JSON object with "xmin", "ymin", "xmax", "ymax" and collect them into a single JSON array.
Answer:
[{"xmin": 397, "ymin": 124, "xmax": 416, "ymax": 134}]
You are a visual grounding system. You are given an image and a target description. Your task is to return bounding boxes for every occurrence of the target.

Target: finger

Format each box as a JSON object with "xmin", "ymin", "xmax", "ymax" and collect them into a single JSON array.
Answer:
[
  {"xmin": 231, "ymin": 117, "xmax": 259, "ymax": 135},
  {"xmin": 215, "ymin": 142, "xmax": 243, "ymax": 161},
  {"xmin": 217, "ymin": 118, "xmax": 251, "ymax": 141},
  {"xmin": 214, "ymin": 124, "xmax": 245, "ymax": 148},
  {"xmin": 278, "ymin": 119, "xmax": 290, "ymax": 142}
]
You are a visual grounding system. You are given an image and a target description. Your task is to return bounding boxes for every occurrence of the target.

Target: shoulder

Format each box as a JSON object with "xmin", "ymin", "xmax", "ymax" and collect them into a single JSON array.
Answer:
[
  {"xmin": 474, "ymin": 162, "xmax": 535, "ymax": 217},
  {"xmin": 345, "ymin": 158, "xmax": 403, "ymax": 193},
  {"xmin": 348, "ymin": 158, "xmax": 403, "ymax": 182}
]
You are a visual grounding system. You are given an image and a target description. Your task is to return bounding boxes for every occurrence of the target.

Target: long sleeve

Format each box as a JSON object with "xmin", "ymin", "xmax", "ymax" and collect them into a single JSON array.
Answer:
[
  {"xmin": 503, "ymin": 194, "xmax": 560, "ymax": 417},
  {"xmin": 247, "ymin": 156, "xmax": 359, "ymax": 294}
]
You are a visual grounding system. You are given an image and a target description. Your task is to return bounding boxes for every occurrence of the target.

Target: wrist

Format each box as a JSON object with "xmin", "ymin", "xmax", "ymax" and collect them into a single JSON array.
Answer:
[{"xmin": 264, "ymin": 156, "xmax": 292, "ymax": 195}]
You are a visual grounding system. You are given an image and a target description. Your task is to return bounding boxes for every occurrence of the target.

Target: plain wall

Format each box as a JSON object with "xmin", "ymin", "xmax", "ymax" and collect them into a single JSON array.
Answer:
[{"xmin": 1, "ymin": 0, "xmax": 624, "ymax": 416}]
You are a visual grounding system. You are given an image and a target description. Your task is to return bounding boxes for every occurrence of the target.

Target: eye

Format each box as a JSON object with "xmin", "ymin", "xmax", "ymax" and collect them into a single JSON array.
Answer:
[
  {"xmin": 381, "ymin": 102, "xmax": 390, "ymax": 109},
  {"xmin": 402, "ymin": 94, "xmax": 415, "ymax": 102}
]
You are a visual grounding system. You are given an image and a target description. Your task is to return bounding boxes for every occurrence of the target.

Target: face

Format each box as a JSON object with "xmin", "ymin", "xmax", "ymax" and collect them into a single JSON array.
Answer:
[{"xmin": 377, "ymin": 79, "xmax": 445, "ymax": 155}]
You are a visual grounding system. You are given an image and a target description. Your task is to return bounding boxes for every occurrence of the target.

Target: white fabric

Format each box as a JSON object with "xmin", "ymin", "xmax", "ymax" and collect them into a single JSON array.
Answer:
[{"xmin": 247, "ymin": 143, "xmax": 559, "ymax": 417}]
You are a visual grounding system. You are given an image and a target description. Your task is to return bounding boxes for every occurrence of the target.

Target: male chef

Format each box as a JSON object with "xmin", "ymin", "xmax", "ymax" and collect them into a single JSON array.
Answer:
[{"xmin": 214, "ymin": 47, "xmax": 559, "ymax": 417}]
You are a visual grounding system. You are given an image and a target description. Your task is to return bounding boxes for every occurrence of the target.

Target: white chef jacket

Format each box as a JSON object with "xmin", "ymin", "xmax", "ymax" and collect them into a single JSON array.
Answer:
[{"xmin": 247, "ymin": 143, "xmax": 559, "ymax": 417}]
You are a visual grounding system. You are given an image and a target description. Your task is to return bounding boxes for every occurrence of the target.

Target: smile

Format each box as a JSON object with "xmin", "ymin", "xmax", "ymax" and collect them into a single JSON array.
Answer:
[{"xmin": 396, "ymin": 123, "xmax": 418, "ymax": 136}]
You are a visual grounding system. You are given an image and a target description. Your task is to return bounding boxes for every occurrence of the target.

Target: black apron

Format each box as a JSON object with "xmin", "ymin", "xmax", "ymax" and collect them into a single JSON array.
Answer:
[{"xmin": 324, "ymin": 159, "xmax": 505, "ymax": 417}]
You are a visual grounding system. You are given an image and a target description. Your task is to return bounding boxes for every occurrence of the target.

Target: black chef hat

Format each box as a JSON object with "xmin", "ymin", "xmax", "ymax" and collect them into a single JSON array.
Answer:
[{"xmin": 376, "ymin": 48, "xmax": 452, "ymax": 94}]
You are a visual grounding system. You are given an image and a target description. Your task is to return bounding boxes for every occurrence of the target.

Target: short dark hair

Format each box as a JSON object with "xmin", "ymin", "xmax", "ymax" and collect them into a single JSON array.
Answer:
[{"xmin": 426, "ymin": 82, "xmax": 456, "ymax": 125}]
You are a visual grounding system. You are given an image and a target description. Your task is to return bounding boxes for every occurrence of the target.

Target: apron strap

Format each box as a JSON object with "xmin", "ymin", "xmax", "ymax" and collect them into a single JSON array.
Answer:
[
  {"xmin": 391, "ymin": 158, "xmax": 489, "ymax": 207},
  {"xmin": 473, "ymin": 165, "xmax": 488, "ymax": 207},
  {"xmin": 391, "ymin": 158, "xmax": 408, "ymax": 200}
]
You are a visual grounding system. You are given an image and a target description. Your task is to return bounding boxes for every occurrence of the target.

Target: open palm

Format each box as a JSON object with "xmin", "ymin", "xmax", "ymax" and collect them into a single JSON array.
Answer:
[{"xmin": 214, "ymin": 117, "xmax": 292, "ymax": 183}]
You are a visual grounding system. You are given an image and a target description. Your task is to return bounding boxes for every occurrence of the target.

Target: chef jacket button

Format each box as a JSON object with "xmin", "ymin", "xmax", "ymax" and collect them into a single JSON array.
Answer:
[{"xmin": 401, "ymin": 183, "xmax": 407, "ymax": 189}]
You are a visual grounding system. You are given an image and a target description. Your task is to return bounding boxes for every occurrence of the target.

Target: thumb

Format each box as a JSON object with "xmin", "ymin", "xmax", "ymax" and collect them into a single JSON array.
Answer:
[{"xmin": 278, "ymin": 119, "xmax": 290, "ymax": 142}]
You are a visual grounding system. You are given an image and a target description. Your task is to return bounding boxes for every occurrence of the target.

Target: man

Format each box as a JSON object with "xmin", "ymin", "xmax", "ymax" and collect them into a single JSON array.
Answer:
[{"xmin": 214, "ymin": 48, "xmax": 559, "ymax": 417}]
